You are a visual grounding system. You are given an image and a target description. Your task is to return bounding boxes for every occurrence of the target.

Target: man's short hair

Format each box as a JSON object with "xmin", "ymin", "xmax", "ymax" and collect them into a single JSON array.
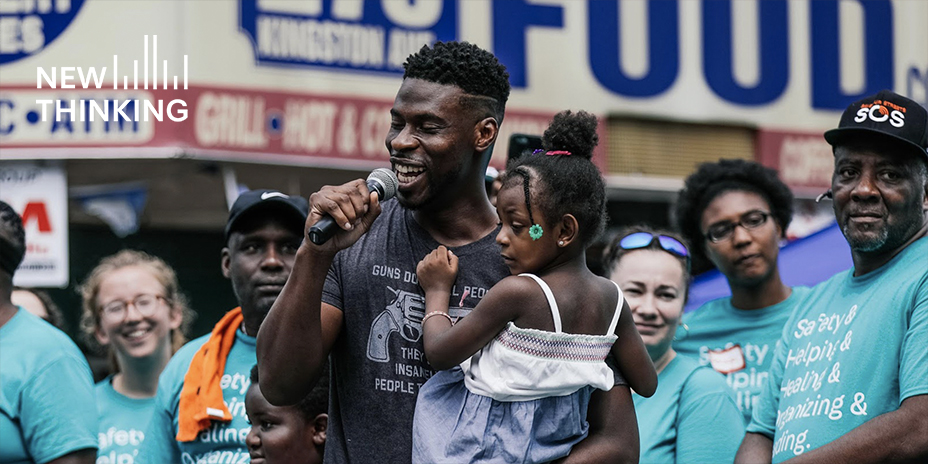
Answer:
[
  {"xmin": 403, "ymin": 41, "xmax": 510, "ymax": 121},
  {"xmin": 0, "ymin": 201, "xmax": 26, "ymax": 276}
]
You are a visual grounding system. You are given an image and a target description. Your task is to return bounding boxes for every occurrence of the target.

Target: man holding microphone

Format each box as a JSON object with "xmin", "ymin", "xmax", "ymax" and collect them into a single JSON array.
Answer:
[{"xmin": 258, "ymin": 41, "xmax": 641, "ymax": 463}]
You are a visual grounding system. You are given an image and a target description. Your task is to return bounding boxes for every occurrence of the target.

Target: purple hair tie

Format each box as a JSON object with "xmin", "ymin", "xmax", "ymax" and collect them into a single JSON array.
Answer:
[{"xmin": 532, "ymin": 149, "xmax": 572, "ymax": 156}]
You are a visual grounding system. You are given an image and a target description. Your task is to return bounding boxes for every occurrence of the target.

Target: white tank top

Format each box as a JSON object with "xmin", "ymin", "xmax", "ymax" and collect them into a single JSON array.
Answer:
[{"xmin": 461, "ymin": 273, "xmax": 623, "ymax": 402}]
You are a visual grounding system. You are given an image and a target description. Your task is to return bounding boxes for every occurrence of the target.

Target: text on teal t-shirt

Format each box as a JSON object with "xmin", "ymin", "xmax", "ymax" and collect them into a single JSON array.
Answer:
[
  {"xmin": 0, "ymin": 309, "xmax": 98, "ymax": 464},
  {"xmin": 95, "ymin": 375, "xmax": 156, "ymax": 464},
  {"xmin": 138, "ymin": 326, "xmax": 255, "ymax": 464},
  {"xmin": 674, "ymin": 286, "xmax": 810, "ymax": 424},
  {"xmin": 633, "ymin": 354, "xmax": 744, "ymax": 464},
  {"xmin": 748, "ymin": 237, "xmax": 928, "ymax": 463}
]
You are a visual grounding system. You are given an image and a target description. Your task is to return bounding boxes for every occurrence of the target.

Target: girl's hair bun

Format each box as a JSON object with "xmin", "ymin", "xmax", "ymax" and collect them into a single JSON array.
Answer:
[{"xmin": 541, "ymin": 110, "xmax": 599, "ymax": 160}]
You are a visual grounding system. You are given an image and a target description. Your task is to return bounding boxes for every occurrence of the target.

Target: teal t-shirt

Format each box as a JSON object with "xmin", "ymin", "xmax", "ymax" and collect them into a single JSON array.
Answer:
[
  {"xmin": 138, "ymin": 326, "xmax": 255, "ymax": 464},
  {"xmin": 674, "ymin": 286, "xmax": 810, "ymax": 424},
  {"xmin": 95, "ymin": 375, "xmax": 155, "ymax": 464},
  {"xmin": 0, "ymin": 308, "xmax": 98, "ymax": 464},
  {"xmin": 748, "ymin": 237, "xmax": 928, "ymax": 463},
  {"xmin": 633, "ymin": 355, "xmax": 744, "ymax": 464}
]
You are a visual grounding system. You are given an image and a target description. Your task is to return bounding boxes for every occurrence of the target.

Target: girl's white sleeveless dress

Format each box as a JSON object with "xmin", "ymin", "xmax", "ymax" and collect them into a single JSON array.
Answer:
[{"xmin": 412, "ymin": 273, "xmax": 624, "ymax": 463}]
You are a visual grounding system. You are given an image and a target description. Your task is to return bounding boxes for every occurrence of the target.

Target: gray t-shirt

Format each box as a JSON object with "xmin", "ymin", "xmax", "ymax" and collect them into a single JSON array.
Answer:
[{"xmin": 322, "ymin": 199, "xmax": 510, "ymax": 464}]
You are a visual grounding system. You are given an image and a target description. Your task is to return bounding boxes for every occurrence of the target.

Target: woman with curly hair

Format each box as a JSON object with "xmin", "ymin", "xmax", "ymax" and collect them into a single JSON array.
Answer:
[
  {"xmin": 672, "ymin": 159, "xmax": 809, "ymax": 425},
  {"xmin": 80, "ymin": 250, "xmax": 194, "ymax": 463}
]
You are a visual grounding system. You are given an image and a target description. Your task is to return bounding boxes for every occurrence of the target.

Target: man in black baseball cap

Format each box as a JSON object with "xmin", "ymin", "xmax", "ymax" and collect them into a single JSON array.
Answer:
[
  {"xmin": 222, "ymin": 189, "xmax": 309, "ymax": 332},
  {"xmin": 738, "ymin": 90, "xmax": 928, "ymax": 463},
  {"xmin": 141, "ymin": 189, "xmax": 308, "ymax": 463},
  {"xmin": 225, "ymin": 189, "xmax": 310, "ymax": 241},
  {"xmin": 824, "ymin": 89, "xmax": 928, "ymax": 161}
]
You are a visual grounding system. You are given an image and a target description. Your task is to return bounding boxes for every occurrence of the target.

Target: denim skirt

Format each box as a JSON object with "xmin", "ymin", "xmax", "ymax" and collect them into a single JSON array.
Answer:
[{"xmin": 412, "ymin": 367, "xmax": 592, "ymax": 464}]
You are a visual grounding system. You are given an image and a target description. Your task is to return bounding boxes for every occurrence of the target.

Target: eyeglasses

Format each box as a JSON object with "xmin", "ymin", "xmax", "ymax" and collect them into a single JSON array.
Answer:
[
  {"xmin": 618, "ymin": 232, "xmax": 691, "ymax": 270},
  {"xmin": 704, "ymin": 211, "xmax": 771, "ymax": 243},
  {"xmin": 100, "ymin": 294, "xmax": 168, "ymax": 321}
]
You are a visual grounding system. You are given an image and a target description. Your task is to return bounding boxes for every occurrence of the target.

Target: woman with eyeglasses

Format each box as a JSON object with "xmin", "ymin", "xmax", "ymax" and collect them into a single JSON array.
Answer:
[
  {"xmin": 673, "ymin": 159, "xmax": 810, "ymax": 426},
  {"xmin": 605, "ymin": 226, "xmax": 744, "ymax": 463},
  {"xmin": 79, "ymin": 250, "xmax": 194, "ymax": 463}
]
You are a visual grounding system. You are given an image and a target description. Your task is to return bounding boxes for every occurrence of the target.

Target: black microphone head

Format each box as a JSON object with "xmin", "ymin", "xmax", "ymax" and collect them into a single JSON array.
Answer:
[{"xmin": 367, "ymin": 168, "xmax": 399, "ymax": 201}]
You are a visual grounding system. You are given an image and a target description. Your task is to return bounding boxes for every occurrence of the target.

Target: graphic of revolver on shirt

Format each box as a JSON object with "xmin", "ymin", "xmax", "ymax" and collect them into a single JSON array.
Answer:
[{"xmin": 367, "ymin": 286, "xmax": 470, "ymax": 362}]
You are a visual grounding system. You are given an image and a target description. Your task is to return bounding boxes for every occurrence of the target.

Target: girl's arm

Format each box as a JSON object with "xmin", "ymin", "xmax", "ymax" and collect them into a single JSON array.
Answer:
[
  {"xmin": 611, "ymin": 300, "xmax": 658, "ymax": 397},
  {"xmin": 417, "ymin": 246, "xmax": 525, "ymax": 370}
]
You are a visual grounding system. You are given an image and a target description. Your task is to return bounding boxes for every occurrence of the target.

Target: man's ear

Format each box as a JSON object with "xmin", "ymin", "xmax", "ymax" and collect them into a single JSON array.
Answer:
[
  {"xmin": 311, "ymin": 413, "xmax": 327, "ymax": 446},
  {"xmin": 474, "ymin": 117, "xmax": 499, "ymax": 153},
  {"xmin": 557, "ymin": 214, "xmax": 580, "ymax": 247},
  {"xmin": 221, "ymin": 247, "xmax": 231, "ymax": 279},
  {"xmin": 922, "ymin": 177, "xmax": 928, "ymax": 212}
]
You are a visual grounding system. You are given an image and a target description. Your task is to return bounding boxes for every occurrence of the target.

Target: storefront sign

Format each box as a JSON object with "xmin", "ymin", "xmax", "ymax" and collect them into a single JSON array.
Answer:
[
  {"xmin": 240, "ymin": 0, "xmax": 456, "ymax": 73},
  {"xmin": 0, "ymin": 163, "xmax": 69, "ymax": 287},
  {"xmin": 0, "ymin": 0, "xmax": 86, "ymax": 65},
  {"xmin": 1, "ymin": 85, "xmax": 576, "ymax": 169}
]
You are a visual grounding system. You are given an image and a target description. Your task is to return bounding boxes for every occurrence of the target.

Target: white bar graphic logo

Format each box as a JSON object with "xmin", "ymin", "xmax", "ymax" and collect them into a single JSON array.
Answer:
[{"xmin": 35, "ymin": 35, "xmax": 189, "ymax": 122}]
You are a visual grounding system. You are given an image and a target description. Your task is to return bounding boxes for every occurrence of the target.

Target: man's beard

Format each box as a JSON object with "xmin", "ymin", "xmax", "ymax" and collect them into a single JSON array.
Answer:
[
  {"xmin": 251, "ymin": 296, "xmax": 276, "ymax": 323},
  {"xmin": 398, "ymin": 167, "xmax": 463, "ymax": 211},
  {"xmin": 844, "ymin": 224, "xmax": 889, "ymax": 252},
  {"xmin": 844, "ymin": 209, "xmax": 922, "ymax": 253}
]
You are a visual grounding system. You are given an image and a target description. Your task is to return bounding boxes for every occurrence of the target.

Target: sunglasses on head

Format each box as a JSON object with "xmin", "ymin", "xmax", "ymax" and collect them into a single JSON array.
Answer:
[{"xmin": 618, "ymin": 232, "xmax": 691, "ymax": 270}]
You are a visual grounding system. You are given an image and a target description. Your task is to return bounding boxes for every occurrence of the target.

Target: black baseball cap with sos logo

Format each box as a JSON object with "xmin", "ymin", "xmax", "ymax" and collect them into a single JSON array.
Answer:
[{"xmin": 824, "ymin": 89, "xmax": 928, "ymax": 162}]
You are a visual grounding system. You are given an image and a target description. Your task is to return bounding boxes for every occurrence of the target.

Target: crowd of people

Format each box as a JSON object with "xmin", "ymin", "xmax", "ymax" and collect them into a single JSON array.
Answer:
[{"xmin": 0, "ymin": 41, "xmax": 925, "ymax": 464}]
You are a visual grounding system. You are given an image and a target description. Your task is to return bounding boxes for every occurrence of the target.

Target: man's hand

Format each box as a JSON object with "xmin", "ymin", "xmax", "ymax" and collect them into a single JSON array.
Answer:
[
  {"xmin": 417, "ymin": 246, "xmax": 458, "ymax": 294},
  {"xmin": 306, "ymin": 179, "xmax": 382, "ymax": 253}
]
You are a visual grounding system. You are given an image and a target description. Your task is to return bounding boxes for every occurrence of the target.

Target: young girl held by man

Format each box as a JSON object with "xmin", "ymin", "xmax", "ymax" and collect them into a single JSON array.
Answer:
[{"xmin": 412, "ymin": 110, "xmax": 657, "ymax": 463}]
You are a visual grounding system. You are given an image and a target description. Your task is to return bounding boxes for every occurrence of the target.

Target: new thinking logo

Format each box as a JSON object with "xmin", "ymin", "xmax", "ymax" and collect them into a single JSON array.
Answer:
[{"xmin": 35, "ymin": 35, "xmax": 189, "ymax": 122}]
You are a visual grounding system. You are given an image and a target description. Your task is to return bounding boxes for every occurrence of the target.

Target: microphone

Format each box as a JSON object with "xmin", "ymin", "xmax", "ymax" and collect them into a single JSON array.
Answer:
[{"xmin": 308, "ymin": 168, "xmax": 399, "ymax": 245}]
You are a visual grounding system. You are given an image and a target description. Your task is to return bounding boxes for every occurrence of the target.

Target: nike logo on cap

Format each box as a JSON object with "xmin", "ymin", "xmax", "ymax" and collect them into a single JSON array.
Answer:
[{"xmin": 261, "ymin": 191, "xmax": 288, "ymax": 200}]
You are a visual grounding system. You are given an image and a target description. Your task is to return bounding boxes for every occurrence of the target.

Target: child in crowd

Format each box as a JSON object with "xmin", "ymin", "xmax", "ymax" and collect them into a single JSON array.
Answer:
[
  {"xmin": 245, "ymin": 364, "xmax": 329, "ymax": 464},
  {"xmin": 412, "ymin": 110, "xmax": 657, "ymax": 463},
  {"xmin": 80, "ymin": 250, "xmax": 195, "ymax": 463}
]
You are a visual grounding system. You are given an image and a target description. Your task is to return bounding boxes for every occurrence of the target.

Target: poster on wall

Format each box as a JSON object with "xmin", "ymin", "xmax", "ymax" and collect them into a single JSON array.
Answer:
[{"xmin": 0, "ymin": 162, "xmax": 69, "ymax": 288}]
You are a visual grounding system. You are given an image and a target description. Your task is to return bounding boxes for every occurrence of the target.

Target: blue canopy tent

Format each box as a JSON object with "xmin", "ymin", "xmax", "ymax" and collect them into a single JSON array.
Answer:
[{"xmin": 685, "ymin": 222, "xmax": 854, "ymax": 312}]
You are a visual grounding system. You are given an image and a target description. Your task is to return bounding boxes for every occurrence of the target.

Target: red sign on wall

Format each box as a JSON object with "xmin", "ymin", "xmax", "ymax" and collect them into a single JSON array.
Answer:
[
  {"xmin": 756, "ymin": 130, "xmax": 835, "ymax": 196},
  {"xmin": 2, "ymin": 85, "xmax": 591, "ymax": 171}
]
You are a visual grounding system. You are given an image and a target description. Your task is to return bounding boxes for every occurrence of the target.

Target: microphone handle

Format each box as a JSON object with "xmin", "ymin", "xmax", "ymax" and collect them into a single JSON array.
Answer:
[
  {"xmin": 307, "ymin": 180, "xmax": 385, "ymax": 245},
  {"xmin": 308, "ymin": 216, "xmax": 337, "ymax": 245}
]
